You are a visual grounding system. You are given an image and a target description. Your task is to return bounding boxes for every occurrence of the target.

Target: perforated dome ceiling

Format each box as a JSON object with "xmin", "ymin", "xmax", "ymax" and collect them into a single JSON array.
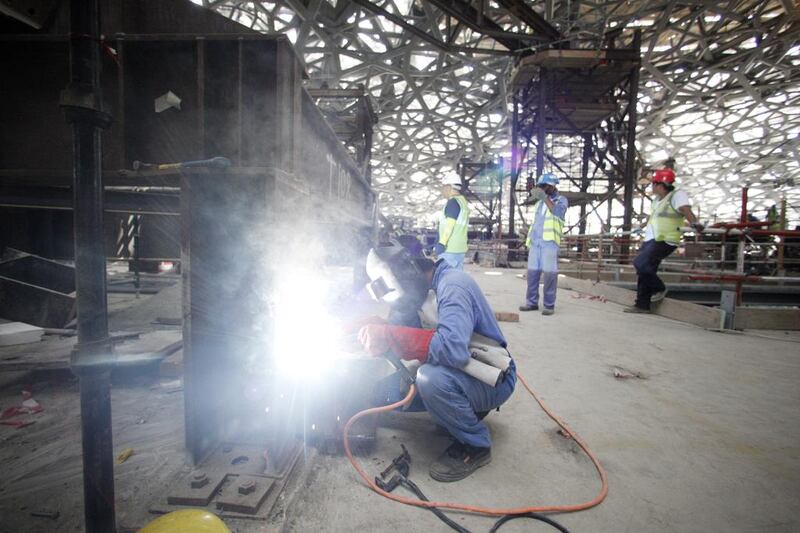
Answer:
[{"xmin": 200, "ymin": 0, "xmax": 800, "ymax": 228}]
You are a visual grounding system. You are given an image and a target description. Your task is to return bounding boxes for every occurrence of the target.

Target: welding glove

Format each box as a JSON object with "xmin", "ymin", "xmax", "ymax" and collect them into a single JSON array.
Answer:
[
  {"xmin": 432, "ymin": 242, "xmax": 446, "ymax": 256},
  {"xmin": 341, "ymin": 315, "xmax": 387, "ymax": 335},
  {"xmin": 358, "ymin": 324, "xmax": 435, "ymax": 363}
]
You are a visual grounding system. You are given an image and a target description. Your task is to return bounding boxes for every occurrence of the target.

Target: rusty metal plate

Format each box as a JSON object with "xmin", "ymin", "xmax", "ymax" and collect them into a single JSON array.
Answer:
[
  {"xmin": 201, "ymin": 442, "xmax": 301, "ymax": 480},
  {"xmin": 165, "ymin": 470, "xmax": 226, "ymax": 506},
  {"xmin": 215, "ymin": 475, "xmax": 275, "ymax": 515}
]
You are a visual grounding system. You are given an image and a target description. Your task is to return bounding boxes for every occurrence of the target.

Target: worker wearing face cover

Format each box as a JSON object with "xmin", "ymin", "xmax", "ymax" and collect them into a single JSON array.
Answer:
[
  {"xmin": 432, "ymin": 173, "xmax": 470, "ymax": 270},
  {"xmin": 519, "ymin": 173, "xmax": 568, "ymax": 316},
  {"xmin": 359, "ymin": 242, "xmax": 516, "ymax": 482}
]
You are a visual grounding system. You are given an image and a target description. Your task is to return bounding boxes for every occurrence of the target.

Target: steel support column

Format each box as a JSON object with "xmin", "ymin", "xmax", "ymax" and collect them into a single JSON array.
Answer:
[
  {"xmin": 536, "ymin": 69, "xmax": 547, "ymax": 179},
  {"xmin": 508, "ymin": 92, "xmax": 519, "ymax": 235},
  {"xmin": 578, "ymin": 134, "xmax": 592, "ymax": 244},
  {"xmin": 621, "ymin": 31, "xmax": 642, "ymax": 261},
  {"xmin": 64, "ymin": 0, "xmax": 116, "ymax": 531}
]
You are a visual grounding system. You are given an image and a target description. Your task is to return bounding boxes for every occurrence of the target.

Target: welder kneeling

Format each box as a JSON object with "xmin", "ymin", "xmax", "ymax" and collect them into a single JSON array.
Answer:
[{"xmin": 358, "ymin": 242, "xmax": 516, "ymax": 482}]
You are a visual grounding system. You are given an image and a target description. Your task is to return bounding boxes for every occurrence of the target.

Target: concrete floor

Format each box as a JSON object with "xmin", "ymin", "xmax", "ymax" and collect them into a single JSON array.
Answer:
[
  {"xmin": 1, "ymin": 265, "xmax": 799, "ymax": 532},
  {"xmin": 279, "ymin": 265, "xmax": 800, "ymax": 533}
]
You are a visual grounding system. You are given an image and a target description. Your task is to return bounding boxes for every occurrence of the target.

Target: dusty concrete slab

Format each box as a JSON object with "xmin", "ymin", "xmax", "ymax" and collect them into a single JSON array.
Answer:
[
  {"xmin": 1, "ymin": 264, "xmax": 799, "ymax": 532},
  {"xmin": 277, "ymin": 265, "xmax": 800, "ymax": 533}
]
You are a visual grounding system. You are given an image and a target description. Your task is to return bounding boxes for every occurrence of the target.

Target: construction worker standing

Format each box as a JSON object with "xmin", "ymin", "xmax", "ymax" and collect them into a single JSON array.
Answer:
[
  {"xmin": 625, "ymin": 168, "xmax": 704, "ymax": 313},
  {"xmin": 519, "ymin": 173, "xmax": 568, "ymax": 316},
  {"xmin": 432, "ymin": 173, "xmax": 470, "ymax": 270},
  {"xmin": 767, "ymin": 204, "xmax": 781, "ymax": 230}
]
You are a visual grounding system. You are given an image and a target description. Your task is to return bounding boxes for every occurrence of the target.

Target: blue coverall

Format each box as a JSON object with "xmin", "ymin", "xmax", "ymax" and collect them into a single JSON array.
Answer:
[
  {"xmin": 375, "ymin": 261, "xmax": 517, "ymax": 449},
  {"xmin": 526, "ymin": 193, "xmax": 568, "ymax": 310}
]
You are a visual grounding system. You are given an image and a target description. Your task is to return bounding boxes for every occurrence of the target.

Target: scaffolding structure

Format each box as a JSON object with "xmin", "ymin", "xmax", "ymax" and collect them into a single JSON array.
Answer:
[{"xmin": 508, "ymin": 33, "xmax": 643, "ymax": 252}]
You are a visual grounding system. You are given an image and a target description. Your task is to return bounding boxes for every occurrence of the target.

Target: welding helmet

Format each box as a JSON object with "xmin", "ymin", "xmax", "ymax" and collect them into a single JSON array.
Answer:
[
  {"xmin": 365, "ymin": 240, "xmax": 431, "ymax": 310},
  {"xmin": 538, "ymin": 173, "xmax": 559, "ymax": 187},
  {"xmin": 651, "ymin": 168, "xmax": 676, "ymax": 184}
]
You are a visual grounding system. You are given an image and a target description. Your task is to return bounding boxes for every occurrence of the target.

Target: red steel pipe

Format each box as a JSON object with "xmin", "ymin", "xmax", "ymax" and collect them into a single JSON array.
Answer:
[
  {"xmin": 749, "ymin": 230, "xmax": 800, "ymax": 237},
  {"xmin": 711, "ymin": 221, "xmax": 770, "ymax": 229},
  {"xmin": 688, "ymin": 274, "xmax": 763, "ymax": 282}
]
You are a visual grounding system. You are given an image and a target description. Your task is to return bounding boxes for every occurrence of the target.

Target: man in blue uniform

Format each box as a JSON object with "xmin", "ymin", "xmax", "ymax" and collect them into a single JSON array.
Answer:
[
  {"xmin": 359, "ymin": 242, "xmax": 516, "ymax": 482},
  {"xmin": 520, "ymin": 173, "xmax": 568, "ymax": 315}
]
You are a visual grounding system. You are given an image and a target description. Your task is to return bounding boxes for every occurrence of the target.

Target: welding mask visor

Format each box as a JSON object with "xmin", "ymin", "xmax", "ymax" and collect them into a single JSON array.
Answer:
[{"xmin": 365, "ymin": 241, "xmax": 429, "ymax": 309}]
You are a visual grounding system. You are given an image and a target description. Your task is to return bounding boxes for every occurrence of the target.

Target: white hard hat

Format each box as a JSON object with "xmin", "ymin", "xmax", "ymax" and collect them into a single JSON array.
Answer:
[{"xmin": 442, "ymin": 173, "xmax": 461, "ymax": 187}]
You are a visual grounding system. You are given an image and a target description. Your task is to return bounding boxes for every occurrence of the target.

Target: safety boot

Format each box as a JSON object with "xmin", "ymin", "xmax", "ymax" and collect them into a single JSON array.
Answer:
[
  {"xmin": 651, "ymin": 289, "xmax": 668, "ymax": 303},
  {"xmin": 429, "ymin": 441, "xmax": 491, "ymax": 482}
]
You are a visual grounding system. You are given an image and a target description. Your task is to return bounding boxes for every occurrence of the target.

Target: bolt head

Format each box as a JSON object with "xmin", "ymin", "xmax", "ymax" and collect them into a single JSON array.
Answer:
[
  {"xmin": 190, "ymin": 470, "xmax": 209, "ymax": 488},
  {"xmin": 238, "ymin": 480, "xmax": 256, "ymax": 495}
]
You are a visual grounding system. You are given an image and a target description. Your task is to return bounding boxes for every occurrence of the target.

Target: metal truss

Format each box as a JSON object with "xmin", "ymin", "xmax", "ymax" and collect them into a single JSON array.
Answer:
[{"xmin": 199, "ymin": 0, "xmax": 800, "ymax": 229}]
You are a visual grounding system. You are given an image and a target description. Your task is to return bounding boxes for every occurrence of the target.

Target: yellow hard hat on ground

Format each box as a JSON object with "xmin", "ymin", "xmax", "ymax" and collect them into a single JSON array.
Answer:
[{"xmin": 138, "ymin": 509, "xmax": 231, "ymax": 533}]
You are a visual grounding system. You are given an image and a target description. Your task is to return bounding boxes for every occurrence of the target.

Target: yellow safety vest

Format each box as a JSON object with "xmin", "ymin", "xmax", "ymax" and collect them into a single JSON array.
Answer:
[
  {"xmin": 439, "ymin": 195, "xmax": 469, "ymax": 253},
  {"xmin": 648, "ymin": 190, "xmax": 684, "ymax": 244},
  {"xmin": 528, "ymin": 199, "xmax": 565, "ymax": 246},
  {"xmin": 542, "ymin": 204, "xmax": 564, "ymax": 246},
  {"xmin": 767, "ymin": 207, "xmax": 780, "ymax": 231}
]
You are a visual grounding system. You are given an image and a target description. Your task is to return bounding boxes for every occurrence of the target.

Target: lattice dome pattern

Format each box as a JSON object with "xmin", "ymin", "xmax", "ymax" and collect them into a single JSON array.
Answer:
[{"xmin": 198, "ymin": 0, "xmax": 800, "ymax": 228}]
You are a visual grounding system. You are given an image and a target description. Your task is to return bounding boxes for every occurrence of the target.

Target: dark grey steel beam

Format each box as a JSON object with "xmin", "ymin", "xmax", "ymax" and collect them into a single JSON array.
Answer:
[
  {"xmin": 494, "ymin": 0, "xmax": 562, "ymax": 42},
  {"xmin": 351, "ymin": 0, "xmax": 468, "ymax": 55},
  {"xmin": 0, "ymin": 187, "xmax": 180, "ymax": 215},
  {"xmin": 351, "ymin": 0, "xmax": 513, "ymax": 55},
  {"xmin": 426, "ymin": 0, "xmax": 544, "ymax": 51}
]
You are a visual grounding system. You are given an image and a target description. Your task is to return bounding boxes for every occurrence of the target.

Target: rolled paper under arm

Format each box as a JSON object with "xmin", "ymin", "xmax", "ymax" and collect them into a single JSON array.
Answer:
[
  {"xmin": 468, "ymin": 333, "xmax": 512, "ymax": 372},
  {"xmin": 461, "ymin": 357, "xmax": 504, "ymax": 387},
  {"xmin": 470, "ymin": 344, "xmax": 511, "ymax": 372}
]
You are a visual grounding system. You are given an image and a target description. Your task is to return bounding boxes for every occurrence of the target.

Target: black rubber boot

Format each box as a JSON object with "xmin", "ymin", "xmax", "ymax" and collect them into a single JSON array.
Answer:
[{"xmin": 429, "ymin": 441, "xmax": 491, "ymax": 482}]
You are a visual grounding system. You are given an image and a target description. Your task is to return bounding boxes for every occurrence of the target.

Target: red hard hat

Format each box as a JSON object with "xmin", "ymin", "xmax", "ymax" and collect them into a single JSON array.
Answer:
[{"xmin": 652, "ymin": 168, "xmax": 675, "ymax": 184}]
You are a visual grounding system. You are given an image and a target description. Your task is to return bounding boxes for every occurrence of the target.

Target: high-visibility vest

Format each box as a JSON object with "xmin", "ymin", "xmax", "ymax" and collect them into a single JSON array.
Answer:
[
  {"xmin": 648, "ymin": 189, "xmax": 684, "ymax": 243},
  {"xmin": 529, "ymin": 198, "xmax": 565, "ymax": 246},
  {"xmin": 439, "ymin": 195, "xmax": 469, "ymax": 253},
  {"xmin": 767, "ymin": 207, "xmax": 780, "ymax": 230}
]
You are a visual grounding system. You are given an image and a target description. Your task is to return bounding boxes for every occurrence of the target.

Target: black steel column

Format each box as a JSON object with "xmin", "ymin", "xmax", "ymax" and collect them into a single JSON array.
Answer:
[
  {"xmin": 63, "ymin": 0, "xmax": 116, "ymax": 531},
  {"xmin": 496, "ymin": 157, "xmax": 503, "ymax": 238},
  {"xmin": 508, "ymin": 93, "xmax": 519, "ymax": 235},
  {"xmin": 536, "ymin": 69, "xmax": 547, "ymax": 179},
  {"xmin": 578, "ymin": 134, "xmax": 592, "ymax": 242},
  {"xmin": 621, "ymin": 30, "xmax": 642, "ymax": 259}
]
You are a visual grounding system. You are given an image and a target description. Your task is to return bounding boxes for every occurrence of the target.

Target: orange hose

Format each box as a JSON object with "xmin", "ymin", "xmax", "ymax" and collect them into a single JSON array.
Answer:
[{"xmin": 342, "ymin": 372, "xmax": 608, "ymax": 516}]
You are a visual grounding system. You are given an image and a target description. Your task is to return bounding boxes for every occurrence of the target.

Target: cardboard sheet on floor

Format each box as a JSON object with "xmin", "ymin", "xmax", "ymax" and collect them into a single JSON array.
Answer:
[
  {"xmin": 558, "ymin": 276, "xmax": 725, "ymax": 329},
  {"xmin": 0, "ymin": 322, "xmax": 44, "ymax": 346},
  {"xmin": 0, "ymin": 329, "xmax": 181, "ymax": 372}
]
